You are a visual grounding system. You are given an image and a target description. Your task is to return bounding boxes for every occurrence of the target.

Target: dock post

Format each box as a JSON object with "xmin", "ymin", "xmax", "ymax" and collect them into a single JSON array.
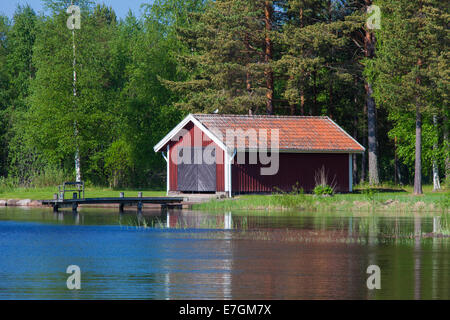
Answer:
[
  {"xmin": 137, "ymin": 193, "xmax": 143, "ymax": 213},
  {"xmin": 119, "ymin": 192, "xmax": 125, "ymax": 213},
  {"xmin": 53, "ymin": 204, "xmax": 59, "ymax": 212},
  {"xmin": 72, "ymin": 202, "xmax": 78, "ymax": 213}
]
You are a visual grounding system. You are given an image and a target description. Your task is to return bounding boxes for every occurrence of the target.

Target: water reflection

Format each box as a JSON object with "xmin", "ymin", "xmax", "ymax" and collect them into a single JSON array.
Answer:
[
  {"xmin": 0, "ymin": 207, "xmax": 448, "ymax": 299},
  {"xmin": 433, "ymin": 216, "xmax": 441, "ymax": 233}
]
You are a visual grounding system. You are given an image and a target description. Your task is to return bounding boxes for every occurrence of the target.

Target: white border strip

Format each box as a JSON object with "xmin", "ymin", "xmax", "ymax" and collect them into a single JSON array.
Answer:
[
  {"xmin": 349, "ymin": 153, "xmax": 353, "ymax": 192},
  {"xmin": 166, "ymin": 145, "xmax": 170, "ymax": 194}
]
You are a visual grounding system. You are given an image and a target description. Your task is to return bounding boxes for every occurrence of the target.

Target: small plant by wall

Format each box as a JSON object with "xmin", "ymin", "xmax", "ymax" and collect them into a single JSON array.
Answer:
[
  {"xmin": 313, "ymin": 184, "xmax": 334, "ymax": 196},
  {"xmin": 313, "ymin": 166, "xmax": 336, "ymax": 196}
]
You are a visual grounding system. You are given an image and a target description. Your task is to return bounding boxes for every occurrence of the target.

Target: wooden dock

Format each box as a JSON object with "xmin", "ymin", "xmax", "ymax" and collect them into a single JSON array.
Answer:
[{"xmin": 41, "ymin": 196, "xmax": 184, "ymax": 213}]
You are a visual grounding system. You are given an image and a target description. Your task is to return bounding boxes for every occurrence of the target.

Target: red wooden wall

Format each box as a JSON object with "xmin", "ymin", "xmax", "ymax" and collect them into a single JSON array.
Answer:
[
  {"xmin": 168, "ymin": 122, "xmax": 225, "ymax": 192},
  {"xmin": 231, "ymin": 152, "xmax": 349, "ymax": 193}
]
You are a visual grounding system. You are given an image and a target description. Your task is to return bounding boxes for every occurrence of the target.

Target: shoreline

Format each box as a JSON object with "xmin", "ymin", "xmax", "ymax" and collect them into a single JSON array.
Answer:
[{"xmin": 0, "ymin": 199, "xmax": 192, "ymax": 210}]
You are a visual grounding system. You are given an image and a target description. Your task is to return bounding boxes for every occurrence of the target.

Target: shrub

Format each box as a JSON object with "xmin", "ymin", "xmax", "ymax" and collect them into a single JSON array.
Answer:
[
  {"xmin": 313, "ymin": 184, "xmax": 334, "ymax": 196},
  {"xmin": 30, "ymin": 167, "xmax": 70, "ymax": 188},
  {"xmin": 0, "ymin": 176, "xmax": 20, "ymax": 193},
  {"xmin": 313, "ymin": 166, "xmax": 336, "ymax": 196},
  {"xmin": 105, "ymin": 139, "xmax": 134, "ymax": 188},
  {"xmin": 362, "ymin": 187, "xmax": 378, "ymax": 202}
]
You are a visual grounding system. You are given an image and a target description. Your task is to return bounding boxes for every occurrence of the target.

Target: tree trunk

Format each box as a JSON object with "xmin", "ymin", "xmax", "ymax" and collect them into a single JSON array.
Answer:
[
  {"xmin": 364, "ymin": 0, "xmax": 379, "ymax": 185},
  {"xmin": 360, "ymin": 103, "xmax": 367, "ymax": 183},
  {"xmin": 72, "ymin": 21, "xmax": 81, "ymax": 182},
  {"xmin": 414, "ymin": 103, "xmax": 423, "ymax": 195},
  {"xmin": 432, "ymin": 115, "xmax": 441, "ymax": 190},
  {"xmin": 394, "ymin": 136, "xmax": 401, "ymax": 185},
  {"xmin": 289, "ymin": 75, "xmax": 296, "ymax": 115},
  {"xmin": 414, "ymin": 57, "xmax": 423, "ymax": 195},
  {"xmin": 328, "ymin": 1, "xmax": 334, "ymax": 119},
  {"xmin": 312, "ymin": 70, "xmax": 317, "ymax": 115},
  {"xmin": 264, "ymin": 1, "xmax": 274, "ymax": 115},
  {"xmin": 444, "ymin": 115, "xmax": 449, "ymax": 185},
  {"xmin": 298, "ymin": 6, "xmax": 305, "ymax": 116},
  {"xmin": 246, "ymin": 70, "xmax": 252, "ymax": 94},
  {"xmin": 328, "ymin": 79, "xmax": 333, "ymax": 119},
  {"xmin": 300, "ymin": 88, "xmax": 305, "ymax": 115},
  {"xmin": 353, "ymin": 77, "xmax": 358, "ymax": 182},
  {"xmin": 366, "ymin": 82, "xmax": 379, "ymax": 185}
]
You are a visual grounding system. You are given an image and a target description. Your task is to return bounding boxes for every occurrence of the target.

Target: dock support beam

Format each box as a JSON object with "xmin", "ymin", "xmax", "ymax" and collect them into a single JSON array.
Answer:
[{"xmin": 119, "ymin": 192, "xmax": 125, "ymax": 213}]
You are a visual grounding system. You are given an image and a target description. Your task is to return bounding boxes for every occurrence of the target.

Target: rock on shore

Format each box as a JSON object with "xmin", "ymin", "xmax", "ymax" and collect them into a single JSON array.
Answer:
[
  {"xmin": 16, "ymin": 199, "xmax": 31, "ymax": 206},
  {"xmin": 0, "ymin": 199, "xmax": 42, "ymax": 207}
]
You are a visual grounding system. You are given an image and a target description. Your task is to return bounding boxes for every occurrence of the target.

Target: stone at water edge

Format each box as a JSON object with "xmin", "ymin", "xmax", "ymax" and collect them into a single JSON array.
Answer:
[
  {"xmin": 0, "ymin": 200, "xmax": 6, "ymax": 206},
  {"xmin": 16, "ymin": 199, "xmax": 31, "ymax": 206},
  {"xmin": 29, "ymin": 200, "xmax": 42, "ymax": 207},
  {"xmin": 6, "ymin": 199, "xmax": 17, "ymax": 206}
]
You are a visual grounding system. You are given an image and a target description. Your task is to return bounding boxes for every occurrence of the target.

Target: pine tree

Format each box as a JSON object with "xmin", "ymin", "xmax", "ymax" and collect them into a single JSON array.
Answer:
[
  {"xmin": 164, "ymin": 0, "xmax": 272, "ymax": 114},
  {"xmin": 371, "ymin": 0, "xmax": 448, "ymax": 194},
  {"xmin": 275, "ymin": 0, "xmax": 329, "ymax": 116}
]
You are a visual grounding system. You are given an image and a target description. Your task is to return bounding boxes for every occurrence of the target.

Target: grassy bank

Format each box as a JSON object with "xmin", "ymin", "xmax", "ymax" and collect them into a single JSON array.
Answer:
[
  {"xmin": 193, "ymin": 185, "xmax": 449, "ymax": 213},
  {"xmin": 0, "ymin": 186, "xmax": 165, "ymax": 200}
]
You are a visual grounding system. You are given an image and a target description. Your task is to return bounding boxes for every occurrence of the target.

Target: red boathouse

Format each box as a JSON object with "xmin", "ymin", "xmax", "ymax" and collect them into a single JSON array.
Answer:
[{"xmin": 154, "ymin": 114, "xmax": 365, "ymax": 196}]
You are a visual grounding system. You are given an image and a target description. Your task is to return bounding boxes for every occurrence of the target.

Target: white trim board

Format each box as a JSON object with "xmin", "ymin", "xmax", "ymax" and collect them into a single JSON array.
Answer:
[
  {"xmin": 153, "ymin": 114, "xmax": 228, "ymax": 153},
  {"xmin": 349, "ymin": 153, "xmax": 353, "ymax": 192}
]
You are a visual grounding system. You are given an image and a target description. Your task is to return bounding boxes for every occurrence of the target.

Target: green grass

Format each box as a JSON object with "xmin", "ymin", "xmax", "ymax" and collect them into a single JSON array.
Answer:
[
  {"xmin": 193, "ymin": 185, "xmax": 449, "ymax": 213},
  {"xmin": 0, "ymin": 186, "xmax": 165, "ymax": 200}
]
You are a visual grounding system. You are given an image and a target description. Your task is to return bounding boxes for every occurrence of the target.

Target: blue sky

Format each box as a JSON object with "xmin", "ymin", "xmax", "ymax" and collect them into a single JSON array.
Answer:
[{"xmin": 1, "ymin": 0, "xmax": 153, "ymax": 20}]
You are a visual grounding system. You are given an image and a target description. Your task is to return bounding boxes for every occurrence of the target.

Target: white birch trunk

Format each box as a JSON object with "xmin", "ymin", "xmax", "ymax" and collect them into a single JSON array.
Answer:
[
  {"xmin": 71, "ymin": 3, "xmax": 81, "ymax": 182},
  {"xmin": 432, "ymin": 115, "xmax": 440, "ymax": 190}
]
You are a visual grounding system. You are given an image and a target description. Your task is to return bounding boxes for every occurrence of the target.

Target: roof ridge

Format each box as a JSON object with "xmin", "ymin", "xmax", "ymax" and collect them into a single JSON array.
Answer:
[
  {"xmin": 154, "ymin": 113, "xmax": 365, "ymax": 153},
  {"xmin": 193, "ymin": 113, "xmax": 329, "ymax": 119}
]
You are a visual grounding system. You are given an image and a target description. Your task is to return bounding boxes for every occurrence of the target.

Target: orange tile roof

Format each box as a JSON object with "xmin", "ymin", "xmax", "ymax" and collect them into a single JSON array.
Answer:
[{"xmin": 193, "ymin": 114, "xmax": 365, "ymax": 153}]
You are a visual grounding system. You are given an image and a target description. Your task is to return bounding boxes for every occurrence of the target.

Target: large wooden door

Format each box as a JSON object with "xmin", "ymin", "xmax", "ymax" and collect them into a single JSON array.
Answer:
[
  {"xmin": 177, "ymin": 147, "xmax": 216, "ymax": 192},
  {"xmin": 198, "ymin": 148, "xmax": 216, "ymax": 192}
]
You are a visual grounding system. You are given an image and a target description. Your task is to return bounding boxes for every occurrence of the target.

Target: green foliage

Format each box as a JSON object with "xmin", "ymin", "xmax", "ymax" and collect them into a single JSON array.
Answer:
[
  {"xmin": 436, "ymin": 192, "xmax": 450, "ymax": 211},
  {"xmin": 0, "ymin": 15, "xmax": 10, "ymax": 177},
  {"xmin": 369, "ymin": 0, "xmax": 448, "ymax": 189},
  {"xmin": 313, "ymin": 184, "xmax": 334, "ymax": 196},
  {"xmin": 0, "ymin": 0, "xmax": 447, "ymax": 191},
  {"xmin": 29, "ymin": 167, "xmax": 69, "ymax": 188},
  {"xmin": 362, "ymin": 187, "xmax": 378, "ymax": 203},
  {"xmin": 272, "ymin": 182, "xmax": 313, "ymax": 209},
  {"xmin": 104, "ymin": 139, "xmax": 133, "ymax": 188},
  {"xmin": 0, "ymin": 176, "xmax": 20, "ymax": 193},
  {"xmin": 388, "ymin": 110, "xmax": 445, "ymax": 177},
  {"xmin": 163, "ymin": 0, "xmax": 269, "ymax": 113}
]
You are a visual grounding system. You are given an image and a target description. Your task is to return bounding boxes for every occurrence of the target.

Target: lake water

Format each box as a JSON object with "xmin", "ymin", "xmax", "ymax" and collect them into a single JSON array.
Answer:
[{"xmin": 0, "ymin": 207, "xmax": 448, "ymax": 299}]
